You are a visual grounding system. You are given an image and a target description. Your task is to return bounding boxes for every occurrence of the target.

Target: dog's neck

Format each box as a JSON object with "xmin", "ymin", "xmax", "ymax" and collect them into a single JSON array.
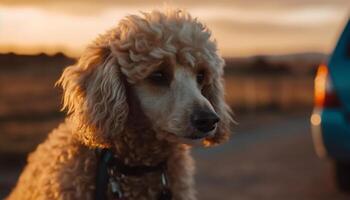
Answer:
[
  {"xmin": 112, "ymin": 120, "xmax": 176, "ymax": 167},
  {"xmin": 111, "ymin": 90, "xmax": 177, "ymax": 167}
]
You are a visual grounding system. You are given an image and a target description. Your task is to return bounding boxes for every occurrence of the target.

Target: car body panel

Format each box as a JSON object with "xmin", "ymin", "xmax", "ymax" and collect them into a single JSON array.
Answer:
[
  {"xmin": 328, "ymin": 19, "xmax": 350, "ymax": 113},
  {"xmin": 311, "ymin": 19, "xmax": 350, "ymax": 161},
  {"xmin": 321, "ymin": 108, "xmax": 350, "ymax": 160}
]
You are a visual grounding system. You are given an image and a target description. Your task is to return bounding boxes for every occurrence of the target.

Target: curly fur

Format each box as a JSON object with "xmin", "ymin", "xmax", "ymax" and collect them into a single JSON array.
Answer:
[{"xmin": 7, "ymin": 8, "xmax": 233, "ymax": 200}]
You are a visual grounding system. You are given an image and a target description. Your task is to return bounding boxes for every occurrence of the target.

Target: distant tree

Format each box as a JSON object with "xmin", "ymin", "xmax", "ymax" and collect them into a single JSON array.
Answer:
[{"xmin": 249, "ymin": 56, "xmax": 291, "ymax": 75}]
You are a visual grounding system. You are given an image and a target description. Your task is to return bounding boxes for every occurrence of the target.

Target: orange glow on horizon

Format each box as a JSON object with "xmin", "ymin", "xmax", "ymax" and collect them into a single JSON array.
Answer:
[{"xmin": 0, "ymin": 44, "xmax": 80, "ymax": 57}]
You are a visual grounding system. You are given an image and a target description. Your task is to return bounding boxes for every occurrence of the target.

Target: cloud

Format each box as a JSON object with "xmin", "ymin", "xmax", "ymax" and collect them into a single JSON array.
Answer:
[
  {"xmin": 0, "ymin": 0, "xmax": 349, "ymax": 16},
  {"xmin": 205, "ymin": 17, "xmax": 345, "ymax": 56},
  {"xmin": 1, "ymin": 0, "xmax": 349, "ymax": 6}
]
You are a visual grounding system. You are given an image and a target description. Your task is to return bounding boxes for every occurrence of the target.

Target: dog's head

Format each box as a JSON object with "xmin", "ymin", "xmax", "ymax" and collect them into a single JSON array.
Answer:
[{"xmin": 58, "ymin": 8, "xmax": 233, "ymax": 148}]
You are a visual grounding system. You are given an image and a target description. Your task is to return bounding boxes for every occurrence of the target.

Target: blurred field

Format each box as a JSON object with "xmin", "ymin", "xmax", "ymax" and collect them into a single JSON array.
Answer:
[
  {"xmin": 0, "ymin": 53, "xmax": 320, "ymax": 155},
  {"xmin": 225, "ymin": 75, "xmax": 313, "ymax": 112},
  {"xmin": 0, "ymin": 53, "xmax": 73, "ymax": 155}
]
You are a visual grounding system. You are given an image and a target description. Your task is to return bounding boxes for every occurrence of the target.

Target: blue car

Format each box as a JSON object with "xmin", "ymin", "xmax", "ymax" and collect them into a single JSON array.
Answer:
[{"xmin": 311, "ymin": 18, "xmax": 350, "ymax": 191}]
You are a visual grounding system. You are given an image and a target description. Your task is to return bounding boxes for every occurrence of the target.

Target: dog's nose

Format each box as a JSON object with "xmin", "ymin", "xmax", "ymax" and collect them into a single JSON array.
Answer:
[{"xmin": 190, "ymin": 110, "xmax": 220, "ymax": 133}]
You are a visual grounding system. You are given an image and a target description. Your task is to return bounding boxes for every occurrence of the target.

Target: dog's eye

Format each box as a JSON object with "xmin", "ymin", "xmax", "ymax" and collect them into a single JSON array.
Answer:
[
  {"xmin": 148, "ymin": 71, "xmax": 168, "ymax": 85},
  {"xmin": 196, "ymin": 71, "xmax": 205, "ymax": 85}
]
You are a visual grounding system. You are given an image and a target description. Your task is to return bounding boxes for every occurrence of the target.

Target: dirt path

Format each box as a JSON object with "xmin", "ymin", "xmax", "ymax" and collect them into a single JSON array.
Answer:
[{"xmin": 194, "ymin": 113, "xmax": 350, "ymax": 200}]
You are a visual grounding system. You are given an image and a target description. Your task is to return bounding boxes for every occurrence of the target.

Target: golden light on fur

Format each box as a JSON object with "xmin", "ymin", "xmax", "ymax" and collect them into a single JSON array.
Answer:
[{"xmin": 202, "ymin": 139, "xmax": 213, "ymax": 147}]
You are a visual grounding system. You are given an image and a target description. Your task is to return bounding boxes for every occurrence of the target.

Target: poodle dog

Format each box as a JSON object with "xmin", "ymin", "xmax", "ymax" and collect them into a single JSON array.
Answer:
[{"xmin": 7, "ymin": 8, "xmax": 232, "ymax": 200}]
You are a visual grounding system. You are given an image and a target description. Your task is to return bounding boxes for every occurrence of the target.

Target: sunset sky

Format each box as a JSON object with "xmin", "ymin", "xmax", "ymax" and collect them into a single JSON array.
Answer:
[{"xmin": 0, "ymin": 0, "xmax": 349, "ymax": 57}]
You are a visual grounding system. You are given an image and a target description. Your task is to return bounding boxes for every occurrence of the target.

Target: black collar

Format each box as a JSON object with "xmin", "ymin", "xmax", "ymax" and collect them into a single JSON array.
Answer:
[
  {"xmin": 94, "ymin": 148, "xmax": 171, "ymax": 200},
  {"xmin": 110, "ymin": 152, "xmax": 167, "ymax": 176}
]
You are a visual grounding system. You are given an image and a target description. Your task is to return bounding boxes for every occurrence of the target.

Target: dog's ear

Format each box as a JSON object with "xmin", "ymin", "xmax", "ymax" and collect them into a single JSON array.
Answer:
[
  {"xmin": 202, "ymin": 62, "xmax": 233, "ymax": 147},
  {"xmin": 57, "ymin": 47, "xmax": 128, "ymax": 148}
]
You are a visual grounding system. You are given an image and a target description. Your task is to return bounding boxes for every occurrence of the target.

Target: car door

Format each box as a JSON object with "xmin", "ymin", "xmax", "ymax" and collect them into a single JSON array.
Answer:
[{"xmin": 328, "ymin": 19, "xmax": 350, "ymax": 113}]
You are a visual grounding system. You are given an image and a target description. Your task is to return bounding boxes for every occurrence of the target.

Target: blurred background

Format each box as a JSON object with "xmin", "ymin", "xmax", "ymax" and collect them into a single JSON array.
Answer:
[{"xmin": 1, "ymin": 0, "xmax": 350, "ymax": 199}]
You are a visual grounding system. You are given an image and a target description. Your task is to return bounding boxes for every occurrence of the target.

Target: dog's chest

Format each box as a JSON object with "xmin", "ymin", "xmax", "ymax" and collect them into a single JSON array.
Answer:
[{"xmin": 107, "ymin": 173, "xmax": 163, "ymax": 200}]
